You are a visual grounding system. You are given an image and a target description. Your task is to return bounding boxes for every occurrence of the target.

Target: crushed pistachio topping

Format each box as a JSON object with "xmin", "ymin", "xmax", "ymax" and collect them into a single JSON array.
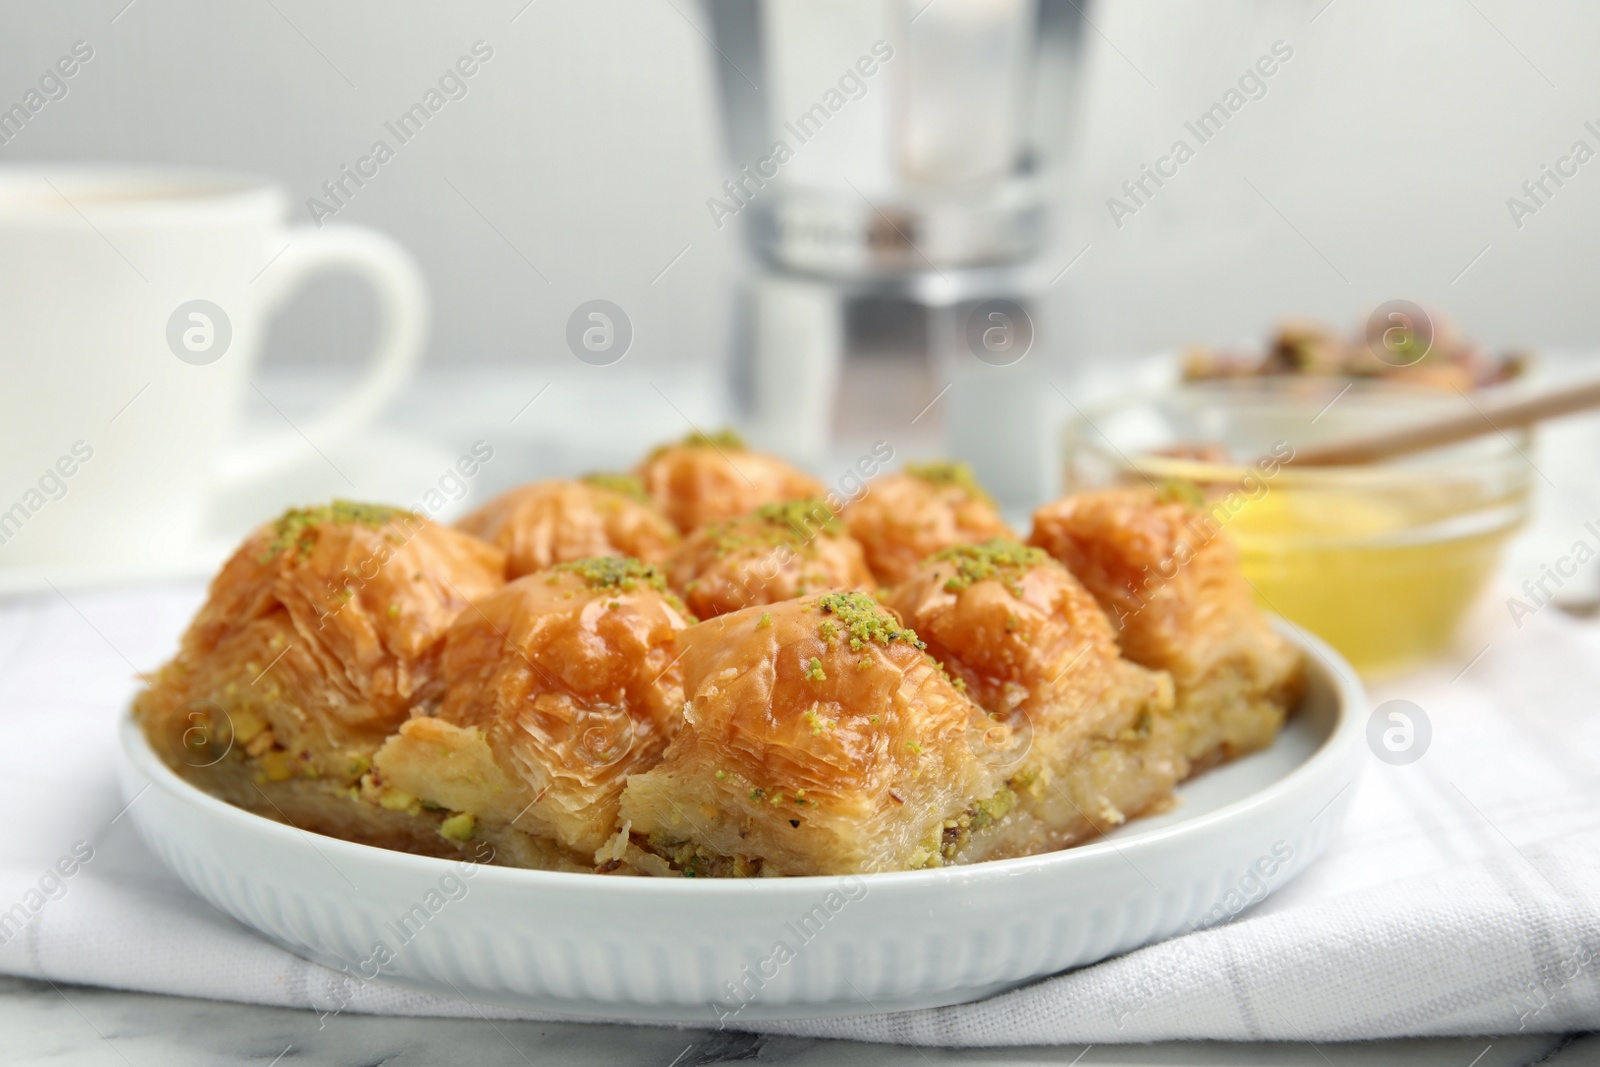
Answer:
[
  {"xmin": 552, "ymin": 556, "xmax": 694, "ymax": 619},
  {"xmin": 906, "ymin": 739, "xmax": 924, "ymax": 755},
  {"xmin": 818, "ymin": 620, "xmax": 839, "ymax": 642},
  {"xmin": 815, "ymin": 591, "xmax": 924, "ymax": 650},
  {"xmin": 903, "ymin": 460, "xmax": 995, "ymax": 505},
  {"xmin": 702, "ymin": 499, "xmax": 837, "ymax": 556},
  {"xmin": 262, "ymin": 500, "xmax": 413, "ymax": 560},
  {"xmin": 554, "ymin": 556, "xmax": 667, "ymax": 592},
  {"xmin": 756, "ymin": 612, "xmax": 772, "ymax": 630},
  {"xmin": 580, "ymin": 471, "xmax": 651, "ymax": 504},
  {"xmin": 803, "ymin": 707, "xmax": 837, "ymax": 735},
  {"xmin": 683, "ymin": 427, "xmax": 745, "ymax": 450},
  {"xmin": 651, "ymin": 428, "xmax": 747, "ymax": 458},
  {"xmin": 805, "ymin": 657, "xmax": 827, "ymax": 682},
  {"xmin": 934, "ymin": 538, "xmax": 1049, "ymax": 594},
  {"xmin": 755, "ymin": 498, "xmax": 840, "ymax": 538},
  {"xmin": 925, "ymin": 653, "xmax": 970, "ymax": 693}
]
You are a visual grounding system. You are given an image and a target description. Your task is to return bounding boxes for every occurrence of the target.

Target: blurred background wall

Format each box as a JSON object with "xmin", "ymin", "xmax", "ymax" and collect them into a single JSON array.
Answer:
[{"xmin": 3, "ymin": 0, "xmax": 1595, "ymax": 375}]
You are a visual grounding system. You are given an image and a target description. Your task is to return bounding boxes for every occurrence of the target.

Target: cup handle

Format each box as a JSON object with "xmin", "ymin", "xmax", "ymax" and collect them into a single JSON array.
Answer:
[{"xmin": 216, "ymin": 225, "xmax": 428, "ymax": 483}]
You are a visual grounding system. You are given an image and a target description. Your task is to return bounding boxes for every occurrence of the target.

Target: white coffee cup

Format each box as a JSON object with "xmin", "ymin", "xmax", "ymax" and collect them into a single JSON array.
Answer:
[{"xmin": 0, "ymin": 166, "xmax": 427, "ymax": 577}]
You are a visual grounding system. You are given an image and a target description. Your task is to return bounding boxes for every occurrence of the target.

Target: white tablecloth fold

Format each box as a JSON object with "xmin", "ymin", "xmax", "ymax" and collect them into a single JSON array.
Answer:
[{"xmin": 1, "ymin": 584, "xmax": 1596, "ymax": 1044}]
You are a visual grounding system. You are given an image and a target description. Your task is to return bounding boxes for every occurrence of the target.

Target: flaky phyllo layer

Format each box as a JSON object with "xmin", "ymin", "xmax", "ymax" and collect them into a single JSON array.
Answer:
[
  {"xmin": 136, "ymin": 502, "xmax": 505, "ymax": 781},
  {"xmin": 620, "ymin": 592, "xmax": 1009, "ymax": 876},
  {"xmin": 367, "ymin": 558, "xmax": 691, "ymax": 862},
  {"xmin": 1029, "ymin": 488, "xmax": 1304, "ymax": 771},
  {"xmin": 136, "ymin": 465, "xmax": 1303, "ymax": 876},
  {"xmin": 885, "ymin": 539, "xmax": 1182, "ymax": 860}
]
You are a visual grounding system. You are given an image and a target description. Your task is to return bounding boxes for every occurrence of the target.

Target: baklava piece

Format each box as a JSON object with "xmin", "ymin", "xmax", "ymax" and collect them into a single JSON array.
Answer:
[
  {"xmin": 666, "ymin": 500, "xmax": 874, "ymax": 620},
  {"xmin": 133, "ymin": 502, "xmax": 505, "ymax": 856},
  {"xmin": 618, "ymin": 593, "xmax": 1007, "ymax": 876},
  {"xmin": 842, "ymin": 461, "xmax": 1013, "ymax": 586},
  {"xmin": 456, "ymin": 476, "xmax": 678, "ymax": 580},
  {"xmin": 636, "ymin": 429, "xmax": 824, "ymax": 534},
  {"xmin": 1029, "ymin": 488, "xmax": 1303, "ymax": 772},
  {"xmin": 367, "ymin": 558, "xmax": 691, "ymax": 870},
  {"xmin": 884, "ymin": 540, "xmax": 1180, "ymax": 860}
]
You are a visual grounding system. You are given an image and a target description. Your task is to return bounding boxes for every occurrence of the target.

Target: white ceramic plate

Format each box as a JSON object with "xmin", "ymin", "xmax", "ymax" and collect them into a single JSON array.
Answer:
[{"xmin": 116, "ymin": 620, "xmax": 1366, "ymax": 1024}]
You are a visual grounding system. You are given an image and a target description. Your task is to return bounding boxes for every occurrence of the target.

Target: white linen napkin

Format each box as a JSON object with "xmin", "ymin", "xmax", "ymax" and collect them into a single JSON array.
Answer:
[{"xmin": 1, "ymin": 582, "xmax": 1596, "ymax": 1045}]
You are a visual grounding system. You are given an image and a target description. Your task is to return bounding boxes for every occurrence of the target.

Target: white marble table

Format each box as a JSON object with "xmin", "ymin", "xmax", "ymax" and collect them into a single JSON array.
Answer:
[{"xmin": 2, "ymin": 976, "xmax": 1591, "ymax": 1066}]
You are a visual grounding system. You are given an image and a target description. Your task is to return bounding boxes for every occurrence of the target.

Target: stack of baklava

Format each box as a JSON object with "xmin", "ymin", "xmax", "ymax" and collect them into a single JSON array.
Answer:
[{"xmin": 136, "ymin": 431, "xmax": 1301, "ymax": 876}]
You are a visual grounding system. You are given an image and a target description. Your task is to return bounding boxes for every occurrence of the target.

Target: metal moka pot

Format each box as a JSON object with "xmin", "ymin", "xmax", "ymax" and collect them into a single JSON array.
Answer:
[{"xmin": 704, "ymin": 0, "xmax": 1088, "ymax": 504}]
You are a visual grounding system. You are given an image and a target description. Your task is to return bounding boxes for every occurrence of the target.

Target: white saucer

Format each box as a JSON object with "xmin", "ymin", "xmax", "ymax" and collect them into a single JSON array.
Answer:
[
  {"xmin": 0, "ymin": 542, "xmax": 234, "ymax": 599},
  {"xmin": 0, "ymin": 430, "xmax": 460, "ymax": 600}
]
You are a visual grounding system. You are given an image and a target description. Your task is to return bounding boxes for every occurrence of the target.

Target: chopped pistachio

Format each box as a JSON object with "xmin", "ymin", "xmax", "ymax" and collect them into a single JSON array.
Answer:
[
  {"xmin": 803, "ymin": 707, "xmax": 837, "ymax": 735},
  {"xmin": 580, "ymin": 471, "xmax": 650, "ymax": 504},
  {"xmin": 551, "ymin": 557, "xmax": 693, "ymax": 618},
  {"xmin": 378, "ymin": 789, "xmax": 418, "ymax": 812},
  {"xmin": 259, "ymin": 751, "xmax": 295, "ymax": 782},
  {"xmin": 649, "ymin": 428, "xmax": 746, "ymax": 459},
  {"xmin": 933, "ymin": 538, "xmax": 1049, "ymax": 594},
  {"xmin": 553, "ymin": 556, "xmax": 666, "ymax": 593},
  {"xmin": 754, "ymin": 498, "xmax": 840, "ymax": 539},
  {"xmin": 903, "ymin": 460, "xmax": 996, "ymax": 506},
  {"xmin": 681, "ymin": 427, "xmax": 745, "ymax": 450},
  {"xmin": 231, "ymin": 709, "xmax": 267, "ymax": 745},
  {"xmin": 815, "ymin": 591, "xmax": 923, "ymax": 649},
  {"xmin": 262, "ymin": 500, "xmax": 414, "ymax": 560},
  {"xmin": 439, "ymin": 812, "xmax": 477, "ymax": 842}
]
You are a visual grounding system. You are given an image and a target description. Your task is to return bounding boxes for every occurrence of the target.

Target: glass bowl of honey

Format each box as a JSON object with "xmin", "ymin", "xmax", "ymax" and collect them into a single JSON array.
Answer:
[{"xmin": 1064, "ymin": 379, "xmax": 1534, "ymax": 675}]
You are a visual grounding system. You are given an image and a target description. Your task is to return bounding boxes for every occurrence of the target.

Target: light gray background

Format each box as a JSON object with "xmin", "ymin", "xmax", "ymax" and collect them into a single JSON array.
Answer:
[{"xmin": 2, "ymin": 0, "xmax": 1596, "ymax": 374}]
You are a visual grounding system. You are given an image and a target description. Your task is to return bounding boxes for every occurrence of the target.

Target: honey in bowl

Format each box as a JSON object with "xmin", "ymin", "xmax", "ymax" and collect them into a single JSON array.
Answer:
[{"xmin": 1066, "ymin": 381, "xmax": 1533, "ymax": 675}]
